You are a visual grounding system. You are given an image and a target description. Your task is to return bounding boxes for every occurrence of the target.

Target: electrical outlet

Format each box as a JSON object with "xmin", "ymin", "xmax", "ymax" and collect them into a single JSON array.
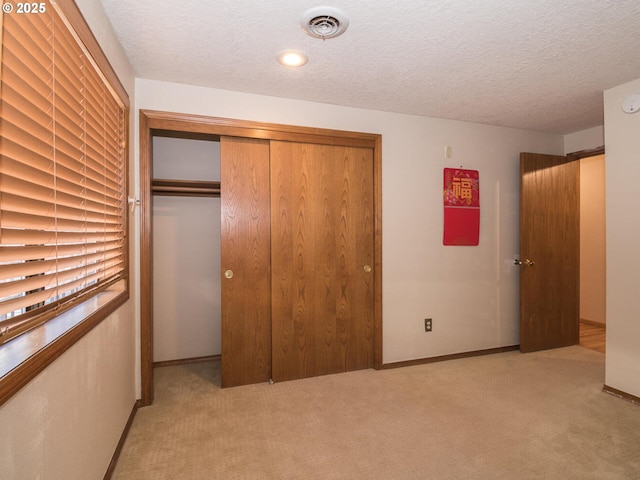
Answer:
[{"xmin": 424, "ymin": 318, "xmax": 433, "ymax": 332}]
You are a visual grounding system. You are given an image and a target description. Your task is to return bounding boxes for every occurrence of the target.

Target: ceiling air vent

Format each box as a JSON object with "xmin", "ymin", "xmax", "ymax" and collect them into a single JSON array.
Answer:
[{"xmin": 301, "ymin": 7, "xmax": 349, "ymax": 40}]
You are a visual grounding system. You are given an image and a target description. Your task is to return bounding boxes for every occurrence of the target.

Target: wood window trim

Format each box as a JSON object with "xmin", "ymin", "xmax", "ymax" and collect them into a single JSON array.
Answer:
[
  {"xmin": 139, "ymin": 109, "xmax": 383, "ymax": 406},
  {"xmin": 0, "ymin": 0, "xmax": 130, "ymax": 407}
]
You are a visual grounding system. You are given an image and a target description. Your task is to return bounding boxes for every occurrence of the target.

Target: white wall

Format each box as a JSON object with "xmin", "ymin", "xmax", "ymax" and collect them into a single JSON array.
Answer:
[
  {"xmin": 604, "ymin": 78, "xmax": 640, "ymax": 398},
  {"xmin": 580, "ymin": 155, "xmax": 606, "ymax": 324},
  {"xmin": 152, "ymin": 137, "xmax": 221, "ymax": 361},
  {"xmin": 564, "ymin": 125, "xmax": 604, "ymax": 154},
  {"xmin": 136, "ymin": 78, "xmax": 564, "ymax": 363},
  {"xmin": 0, "ymin": 1, "xmax": 138, "ymax": 479},
  {"xmin": 0, "ymin": 307, "xmax": 135, "ymax": 480}
]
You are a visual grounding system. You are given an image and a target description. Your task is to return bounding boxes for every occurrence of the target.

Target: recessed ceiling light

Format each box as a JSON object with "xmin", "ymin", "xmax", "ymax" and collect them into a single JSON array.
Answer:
[{"xmin": 277, "ymin": 50, "xmax": 309, "ymax": 67}]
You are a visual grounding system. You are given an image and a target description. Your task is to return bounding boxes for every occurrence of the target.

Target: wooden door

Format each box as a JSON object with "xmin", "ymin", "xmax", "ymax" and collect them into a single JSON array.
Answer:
[
  {"xmin": 270, "ymin": 141, "xmax": 375, "ymax": 382},
  {"xmin": 220, "ymin": 137, "xmax": 271, "ymax": 387},
  {"xmin": 519, "ymin": 152, "xmax": 579, "ymax": 352}
]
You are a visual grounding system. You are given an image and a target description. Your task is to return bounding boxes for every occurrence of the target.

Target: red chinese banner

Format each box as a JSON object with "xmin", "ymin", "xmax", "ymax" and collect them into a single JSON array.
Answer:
[{"xmin": 443, "ymin": 168, "xmax": 480, "ymax": 246}]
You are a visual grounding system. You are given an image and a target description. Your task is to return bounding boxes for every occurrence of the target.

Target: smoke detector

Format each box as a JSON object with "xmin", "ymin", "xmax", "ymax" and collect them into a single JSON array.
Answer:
[{"xmin": 300, "ymin": 6, "xmax": 349, "ymax": 40}]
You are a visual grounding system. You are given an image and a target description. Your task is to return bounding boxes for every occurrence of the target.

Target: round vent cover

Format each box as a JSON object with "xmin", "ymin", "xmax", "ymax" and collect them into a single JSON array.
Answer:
[{"xmin": 300, "ymin": 7, "xmax": 349, "ymax": 40}]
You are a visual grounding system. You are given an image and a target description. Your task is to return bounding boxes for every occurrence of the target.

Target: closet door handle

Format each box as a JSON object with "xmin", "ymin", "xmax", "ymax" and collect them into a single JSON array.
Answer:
[
  {"xmin": 224, "ymin": 270, "xmax": 234, "ymax": 279},
  {"xmin": 363, "ymin": 265, "xmax": 372, "ymax": 273}
]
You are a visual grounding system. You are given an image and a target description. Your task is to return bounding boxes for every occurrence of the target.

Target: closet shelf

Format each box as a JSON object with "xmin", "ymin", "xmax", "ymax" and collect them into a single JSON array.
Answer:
[{"xmin": 152, "ymin": 179, "xmax": 220, "ymax": 197}]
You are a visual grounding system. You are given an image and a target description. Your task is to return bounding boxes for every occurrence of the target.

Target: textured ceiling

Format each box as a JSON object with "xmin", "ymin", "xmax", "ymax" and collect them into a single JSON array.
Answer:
[{"xmin": 99, "ymin": 0, "xmax": 640, "ymax": 134}]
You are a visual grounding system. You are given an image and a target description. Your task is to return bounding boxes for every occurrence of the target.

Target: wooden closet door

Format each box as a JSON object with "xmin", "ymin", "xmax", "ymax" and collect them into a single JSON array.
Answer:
[
  {"xmin": 270, "ymin": 141, "xmax": 375, "ymax": 382},
  {"xmin": 220, "ymin": 137, "xmax": 271, "ymax": 387}
]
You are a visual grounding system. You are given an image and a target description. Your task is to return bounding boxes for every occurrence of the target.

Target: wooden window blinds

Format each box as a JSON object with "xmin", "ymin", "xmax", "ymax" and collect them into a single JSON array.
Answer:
[{"xmin": 0, "ymin": 2, "xmax": 128, "ymax": 342}]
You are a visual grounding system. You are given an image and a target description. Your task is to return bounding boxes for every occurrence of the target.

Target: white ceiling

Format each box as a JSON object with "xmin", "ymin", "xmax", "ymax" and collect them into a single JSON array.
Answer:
[{"xmin": 99, "ymin": 0, "xmax": 640, "ymax": 134}]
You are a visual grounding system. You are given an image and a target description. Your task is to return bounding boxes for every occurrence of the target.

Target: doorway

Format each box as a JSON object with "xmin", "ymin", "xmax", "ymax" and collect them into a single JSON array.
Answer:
[
  {"xmin": 139, "ymin": 110, "xmax": 383, "ymax": 406},
  {"xmin": 578, "ymin": 152, "xmax": 606, "ymax": 352}
]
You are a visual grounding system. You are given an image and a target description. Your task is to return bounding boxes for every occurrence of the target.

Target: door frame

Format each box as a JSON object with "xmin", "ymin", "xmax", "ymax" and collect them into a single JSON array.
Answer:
[
  {"xmin": 568, "ymin": 145, "xmax": 606, "ymax": 345},
  {"xmin": 139, "ymin": 110, "xmax": 383, "ymax": 406}
]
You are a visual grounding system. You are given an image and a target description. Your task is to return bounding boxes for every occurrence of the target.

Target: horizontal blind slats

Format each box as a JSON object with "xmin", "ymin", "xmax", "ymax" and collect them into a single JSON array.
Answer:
[
  {"xmin": 0, "ymin": 2, "xmax": 127, "ymax": 330},
  {"xmin": 0, "ymin": 271, "xmax": 59, "ymax": 300},
  {"xmin": 0, "ymin": 240, "xmax": 123, "ymax": 262},
  {"xmin": 0, "ymin": 159, "xmax": 102, "ymax": 206},
  {"xmin": 0, "ymin": 287, "xmax": 58, "ymax": 317},
  {"xmin": 0, "ymin": 228, "xmax": 123, "ymax": 245},
  {"xmin": 0, "ymin": 153, "xmax": 120, "ymax": 208},
  {"xmin": 1, "ymin": 211, "xmax": 122, "ymax": 234},
  {"xmin": 0, "ymin": 130, "xmax": 54, "ymax": 169},
  {"xmin": 2, "ymin": 100, "xmax": 54, "ymax": 147},
  {"xmin": 0, "ymin": 266, "xmax": 122, "ymax": 316},
  {"xmin": 2, "ymin": 58, "xmax": 53, "ymax": 116},
  {"xmin": 0, "ymin": 248, "xmax": 124, "ymax": 289},
  {"xmin": 0, "ymin": 255, "xmax": 124, "ymax": 303},
  {"xmin": 3, "ymin": 16, "xmax": 54, "ymax": 83},
  {"xmin": 0, "ymin": 192, "xmax": 122, "ymax": 226}
]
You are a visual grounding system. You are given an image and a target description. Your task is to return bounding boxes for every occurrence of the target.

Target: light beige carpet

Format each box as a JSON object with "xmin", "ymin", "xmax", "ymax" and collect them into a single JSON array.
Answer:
[{"xmin": 112, "ymin": 346, "xmax": 640, "ymax": 480}]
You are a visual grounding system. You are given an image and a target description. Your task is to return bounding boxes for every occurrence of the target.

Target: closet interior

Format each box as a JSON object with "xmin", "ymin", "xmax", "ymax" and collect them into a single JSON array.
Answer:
[{"xmin": 151, "ymin": 133, "xmax": 222, "ymax": 369}]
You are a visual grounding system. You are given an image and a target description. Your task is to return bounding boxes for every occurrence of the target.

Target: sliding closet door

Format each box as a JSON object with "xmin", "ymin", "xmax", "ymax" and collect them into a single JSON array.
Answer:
[
  {"xmin": 220, "ymin": 137, "xmax": 271, "ymax": 387},
  {"xmin": 271, "ymin": 141, "xmax": 375, "ymax": 382}
]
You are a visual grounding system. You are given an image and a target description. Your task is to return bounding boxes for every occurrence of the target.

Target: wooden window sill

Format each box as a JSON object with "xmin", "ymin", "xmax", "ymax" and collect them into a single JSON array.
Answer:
[{"xmin": 0, "ymin": 281, "xmax": 129, "ymax": 407}]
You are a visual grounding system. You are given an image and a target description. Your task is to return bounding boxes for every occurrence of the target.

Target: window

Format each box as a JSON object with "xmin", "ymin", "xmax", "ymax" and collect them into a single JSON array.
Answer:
[{"xmin": 0, "ymin": 1, "xmax": 129, "ymax": 344}]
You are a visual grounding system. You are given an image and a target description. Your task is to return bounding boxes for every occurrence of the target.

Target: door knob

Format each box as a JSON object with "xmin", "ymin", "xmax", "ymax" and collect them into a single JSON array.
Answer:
[
  {"xmin": 224, "ymin": 269, "xmax": 234, "ymax": 279},
  {"xmin": 364, "ymin": 265, "xmax": 372, "ymax": 273},
  {"xmin": 514, "ymin": 259, "xmax": 535, "ymax": 267}
]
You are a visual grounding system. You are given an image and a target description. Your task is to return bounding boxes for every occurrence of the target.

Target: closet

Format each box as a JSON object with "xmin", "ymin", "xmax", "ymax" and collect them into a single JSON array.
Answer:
[
  {"xmin": 140, "ymin": 111, "xmax": 382, "ymax": 404},
  {"xmin": 151, "ymin": 134, "xmax": 221, "ymax": 365}
]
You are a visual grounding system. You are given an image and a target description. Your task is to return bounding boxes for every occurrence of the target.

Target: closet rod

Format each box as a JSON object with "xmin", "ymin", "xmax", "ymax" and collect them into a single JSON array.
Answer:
[{"xmin": 152, "ymin": 179, "xmax": 220, "ymax": 197}]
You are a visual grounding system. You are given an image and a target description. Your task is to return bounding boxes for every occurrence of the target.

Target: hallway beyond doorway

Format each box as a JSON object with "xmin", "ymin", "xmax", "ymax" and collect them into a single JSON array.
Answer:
[{"xmin": 580, "ymin": 321, "xmax": 606, "ymax": 353}]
